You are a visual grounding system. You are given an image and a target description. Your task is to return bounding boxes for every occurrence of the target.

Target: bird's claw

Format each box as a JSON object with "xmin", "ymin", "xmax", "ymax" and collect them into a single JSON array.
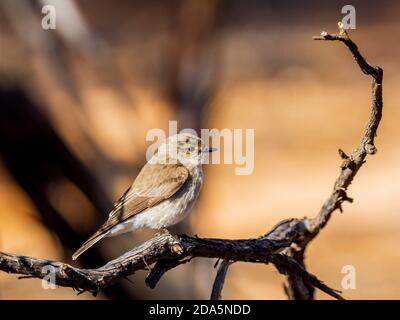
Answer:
[{"xmin": 170, "ymin": 240, "xmax": 184, "ymax": 255}]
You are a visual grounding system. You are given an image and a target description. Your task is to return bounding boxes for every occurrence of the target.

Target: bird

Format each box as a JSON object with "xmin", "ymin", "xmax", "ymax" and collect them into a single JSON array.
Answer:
[{"xmin": 72, "ymin": 133, "xmax": 214, "ymax": 260}]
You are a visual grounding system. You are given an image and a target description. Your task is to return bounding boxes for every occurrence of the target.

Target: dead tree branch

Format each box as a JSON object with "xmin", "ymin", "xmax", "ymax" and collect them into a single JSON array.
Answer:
[
  {"xmin": 0, "ymin": 23, "xmax": 382, "ymax": 300},
  {"xmin": 0, "ymin": 229, "xmax": 342, "ymax": 299},
  {"xmin": 282, "ymin": 22, "xmax": 383, "ymax": 299},
  {"xmin": 211, "ymin": 259, "xmax": 233, "ymax": 300}
]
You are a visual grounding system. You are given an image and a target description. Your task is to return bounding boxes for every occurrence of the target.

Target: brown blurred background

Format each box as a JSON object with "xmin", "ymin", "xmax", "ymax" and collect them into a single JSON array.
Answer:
[{"xmin": 0, "ymin": 0, "xmax": 399, "ymax": 299}]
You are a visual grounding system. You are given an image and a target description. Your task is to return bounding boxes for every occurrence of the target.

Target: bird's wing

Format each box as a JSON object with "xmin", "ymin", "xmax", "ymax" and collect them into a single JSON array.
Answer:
[{"xmin": 104, "ymin": 162, "xmax": 189, "ymax": 231}]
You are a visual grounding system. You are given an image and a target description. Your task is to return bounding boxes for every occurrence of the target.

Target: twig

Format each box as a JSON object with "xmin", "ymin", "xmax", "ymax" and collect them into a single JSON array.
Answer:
[
  {"xmin": 210, "ymin": 260, "xmax": 233, "ymax": 300},
  {"xmin": 145, "ymin": 257, "xmax": 193, "ymax": 289}
]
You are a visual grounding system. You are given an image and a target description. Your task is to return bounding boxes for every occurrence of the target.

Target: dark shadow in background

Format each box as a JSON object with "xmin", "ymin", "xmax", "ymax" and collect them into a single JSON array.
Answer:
[{"xmin": 0, "ymin": 85, "xmax": 137, "ymax": 299}]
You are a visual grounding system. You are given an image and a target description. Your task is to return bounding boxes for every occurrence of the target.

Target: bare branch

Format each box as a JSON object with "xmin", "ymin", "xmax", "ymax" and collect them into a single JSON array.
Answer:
[
  {"xmin": 283, "ymin": 22, "xmax": 383, "ymax": 299},
  {"xmin": 0, "ymin": 228, "xmax": 342, "ymax": 299},
  {"xmin": 210, "ymin": 259, "xmax": 233, "ymax": 300},
  {"xmin": 145, "ymin": 257, "xmax": 193, "ymax": 289},
  {"xmin": 311, "ymin": 22, "xmax": 383, "ymax": 237}
]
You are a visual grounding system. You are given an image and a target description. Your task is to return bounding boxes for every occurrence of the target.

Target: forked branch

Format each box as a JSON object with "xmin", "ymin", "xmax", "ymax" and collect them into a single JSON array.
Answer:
[
  {"xmin": 0, "ymin": 223, "xmax": 342, "ymax": 299},
  {"xmin": 283, "ymin": 22, "xmax": 383, "ymax": 299}
]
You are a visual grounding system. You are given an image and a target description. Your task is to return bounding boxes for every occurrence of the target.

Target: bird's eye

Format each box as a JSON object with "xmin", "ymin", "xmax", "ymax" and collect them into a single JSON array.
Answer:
[{"xmin": 187, "ymin": 147, "xmax": 194, "ymax": 152}]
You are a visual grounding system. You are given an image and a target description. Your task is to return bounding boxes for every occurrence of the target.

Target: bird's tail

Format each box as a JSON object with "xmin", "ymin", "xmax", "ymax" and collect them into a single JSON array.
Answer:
[{"xmin": 72, "ymin": 231, "xmax": 107, "ymax": 260}]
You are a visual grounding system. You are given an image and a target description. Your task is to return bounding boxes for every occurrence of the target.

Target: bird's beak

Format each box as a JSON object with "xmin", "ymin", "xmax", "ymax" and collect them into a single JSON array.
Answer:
[{"xmin": 208, "ymin": 147, "xmax": 217, "ymax": 153}]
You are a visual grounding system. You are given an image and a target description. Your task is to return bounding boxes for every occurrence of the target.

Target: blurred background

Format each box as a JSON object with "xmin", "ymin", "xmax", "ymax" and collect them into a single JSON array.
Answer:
[{"xmin": 0, "ymin": 0, "xmax": 399, "ymax": 299}]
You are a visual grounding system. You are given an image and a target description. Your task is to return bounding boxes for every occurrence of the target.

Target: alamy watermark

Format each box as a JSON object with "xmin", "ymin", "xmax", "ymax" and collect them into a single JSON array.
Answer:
[
  {"xmin": 41, "ymin": 5, "xmax": 56, "ymax": 30},
  {"xmin": 341, "ymin": 264, "xmax": 356, "ymax": 290},
  {"xmin": 341, "ymin": 5, "xmax": 356, "ymax": 30},
  {"xmin": 40, "ymin": 4, "xmax": 356, "ymax": 32},
  {"xmin": 41, "ymin": 265, "xmax": 56, "ymax": 289},
  {"xmin": 146, "ymin": 121, "xmax": 255, "ymax": 175},
  {"xmin": 39, "ymin": 260, "xmax": 358, "ymax": 290}
]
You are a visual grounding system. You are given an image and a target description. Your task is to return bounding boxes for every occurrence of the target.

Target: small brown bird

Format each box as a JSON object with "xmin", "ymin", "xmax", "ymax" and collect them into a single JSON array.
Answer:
[{"xmin": 72, "ymin": 133, "xmax": 214, "ymax": 260}]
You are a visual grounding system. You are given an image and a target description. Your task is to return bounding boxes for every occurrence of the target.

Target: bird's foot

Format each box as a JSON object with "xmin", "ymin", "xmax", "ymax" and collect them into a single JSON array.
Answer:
[
  {"xmin": 156, "ymin": 227, "xmax": 183, "ymax": 254},
  {"xmin": 170, "ymin": 240, "xmax": 184, "ymax": 255}
]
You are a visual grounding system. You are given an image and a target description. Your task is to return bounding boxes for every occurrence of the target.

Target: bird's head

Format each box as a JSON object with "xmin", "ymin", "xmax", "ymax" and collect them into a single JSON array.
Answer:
[{"xmin": 154, "ymin": 133, "xmax": 215, "ymax": 168}]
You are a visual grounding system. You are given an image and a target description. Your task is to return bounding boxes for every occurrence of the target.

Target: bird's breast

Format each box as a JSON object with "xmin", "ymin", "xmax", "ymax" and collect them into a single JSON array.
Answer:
[{"xmin": 166, "ymin": 166, "xmax": 204, "ymax": 221}]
